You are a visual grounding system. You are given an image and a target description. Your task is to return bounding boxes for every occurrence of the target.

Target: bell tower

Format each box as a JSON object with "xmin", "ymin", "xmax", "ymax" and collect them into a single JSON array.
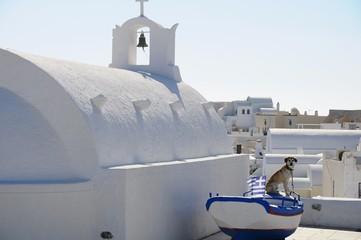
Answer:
[{"xmin": 109, "ymin": 0, "xmax": 182, "ymax": 82}]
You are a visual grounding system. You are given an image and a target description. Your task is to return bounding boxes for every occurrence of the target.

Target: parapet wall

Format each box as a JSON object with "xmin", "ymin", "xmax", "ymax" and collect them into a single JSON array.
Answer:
[
  {"xmin": 301, "ymin": 197, "xmax": 361, "ymax": 230},
  {"xmin": 0, "ymin": 154, "xmax": 249, "ymax": 240},
  {"xmin": 0, "ymin": 182, "xmax": 96, "ymax": 240},
  {"xmin": 95, "ymin": 154, "xmax": 249, "ymax": 240}
]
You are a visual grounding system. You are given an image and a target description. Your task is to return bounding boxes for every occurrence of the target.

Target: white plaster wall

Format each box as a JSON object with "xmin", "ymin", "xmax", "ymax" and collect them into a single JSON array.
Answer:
[
  {"xmin": 94, "ymin": 169, "xmax": 127, "ymax": 240},
  {"xmin": 301, "ymin": 197, "xmax": 361, "ymax": 230},
  {"xmin": 343, "ymin": 152, "xmax": 361, "ymax": 198},
  {"xmin": 266, "ymin": 129, "xmax": 361, "ymax": 154},
  {"xmin": 95, "ymin": 154, "xmax": 248, "ymax": 240},
  {"xmin": 323, "ymin": 153, "xmax": 361, "ymax": 198},
  {"xmin": 0, "ymin": 49, "xmax": 98, "ymax": 181},
  {"xmin": 323, "ymin": 159, "xmax": 344, "ymax": 197},
  {"xmin": 0, "ymin": 183, "xmax": 96, "ymax": 240},
  {"xmin": 236, "ymin": 106, "xmax": 253, "ymax": 128},
  {"xmin": 308, "ymin": 164, "xmax": 323, "ymax": 186},
  {"xmin": 225, "ymin": 116, "xmax": 237, "ymax": 133}
]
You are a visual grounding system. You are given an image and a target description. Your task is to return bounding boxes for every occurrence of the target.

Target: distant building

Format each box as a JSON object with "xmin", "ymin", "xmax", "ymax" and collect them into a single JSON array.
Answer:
[
  {"xmin": 214, "ymin": 97, "xmax": 275, "ymax": 136},
  {"xmin": 214, "ymin": 97, "xmax": 327, "ymax": 136},
  {"xmin": 255, "ymin": 107, "xmax": 327, "ymax": 134},
  {"xmin": 325, "ymin": 109, "xmax": 361, "ymax": 130}
]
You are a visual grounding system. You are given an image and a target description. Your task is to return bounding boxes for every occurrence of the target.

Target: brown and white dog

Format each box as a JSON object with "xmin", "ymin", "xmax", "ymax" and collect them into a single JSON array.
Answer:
[{"xmin": 266, "ymin": 157, "xmax": 297, "ymax": 195}]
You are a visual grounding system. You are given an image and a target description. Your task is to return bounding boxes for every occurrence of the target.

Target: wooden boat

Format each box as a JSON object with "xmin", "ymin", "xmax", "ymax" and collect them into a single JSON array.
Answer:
[{"xmin": 206, "ymin": 191, "xmax": 304, "ymax": 240}]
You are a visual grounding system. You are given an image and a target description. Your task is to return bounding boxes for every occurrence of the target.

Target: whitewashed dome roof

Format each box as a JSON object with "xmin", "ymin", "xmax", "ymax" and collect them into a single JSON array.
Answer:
[{"xmin": 0, "ymin": 49, "xmax": 232, "ymax": 182}]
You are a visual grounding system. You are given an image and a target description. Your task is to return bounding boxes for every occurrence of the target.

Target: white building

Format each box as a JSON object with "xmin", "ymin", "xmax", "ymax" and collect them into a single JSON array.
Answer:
[
  {"xmin": 216, "ymin": 97, "xmax": 275, "ymax": 135},
  {"xmin": 0, "ymin": 1, "xmax": 248, "ymax": 240}
]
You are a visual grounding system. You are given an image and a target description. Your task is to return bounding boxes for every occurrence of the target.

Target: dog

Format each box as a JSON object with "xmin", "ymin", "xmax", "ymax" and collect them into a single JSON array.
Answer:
[{"xmin": 266, "ymin": 157, "xmax": 297, "ymax": 195}]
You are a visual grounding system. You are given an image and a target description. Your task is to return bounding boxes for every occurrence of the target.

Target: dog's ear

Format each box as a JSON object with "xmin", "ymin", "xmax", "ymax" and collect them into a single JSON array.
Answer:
[
  {"xmin": 284, "ymin": 157, "xmax": 289, "ymax": 163},
  {"xmin": 293, "ymin": 157, "xmax": 297, "ymax": 162}
]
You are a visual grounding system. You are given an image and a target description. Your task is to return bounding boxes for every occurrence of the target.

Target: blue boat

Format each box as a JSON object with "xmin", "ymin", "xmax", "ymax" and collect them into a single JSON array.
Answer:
[{"xmin": 206, "ymin": 192, "xmax": 304, "ymax": 240}]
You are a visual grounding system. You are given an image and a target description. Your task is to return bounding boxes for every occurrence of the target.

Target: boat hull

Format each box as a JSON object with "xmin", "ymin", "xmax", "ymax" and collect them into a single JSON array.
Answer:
[
  {"xmin": 220, "ymin": 228, "xmax": 296, "ymax": 240},
  {"xmin": 206, "ymin": 194, "xmax": 303, "ymax": 240}
]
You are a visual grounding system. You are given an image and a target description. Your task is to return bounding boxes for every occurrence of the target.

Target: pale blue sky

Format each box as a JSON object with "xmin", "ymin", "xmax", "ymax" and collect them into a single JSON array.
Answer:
[{"xmin": 1, "ymin": 0, "xmax": 361, "ymax": 116}]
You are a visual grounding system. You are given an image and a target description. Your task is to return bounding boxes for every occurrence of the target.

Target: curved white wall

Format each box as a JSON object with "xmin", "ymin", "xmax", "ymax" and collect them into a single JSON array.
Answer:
[
  {"xmin": 0, "ymin": 49, "xmax": 98, "ymax": 181},
  {"xmin": 1, "ymin": 49, "xmax": 232, "ymax": 170},
  {"xmin": 5, "ymin": 50, "xmax": 232, "ymax": 168}
]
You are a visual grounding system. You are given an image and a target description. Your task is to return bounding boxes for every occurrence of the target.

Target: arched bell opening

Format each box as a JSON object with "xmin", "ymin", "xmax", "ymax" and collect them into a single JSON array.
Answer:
[{"xmin": 136, "ymin": 27, "xmax": 150, "ymax": 65}]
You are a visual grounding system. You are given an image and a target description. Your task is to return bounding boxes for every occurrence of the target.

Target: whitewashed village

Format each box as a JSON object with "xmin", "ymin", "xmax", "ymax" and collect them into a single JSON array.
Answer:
[{"xmin": 1, "ymin": 1, "xmax": 361, "ymax": 240}]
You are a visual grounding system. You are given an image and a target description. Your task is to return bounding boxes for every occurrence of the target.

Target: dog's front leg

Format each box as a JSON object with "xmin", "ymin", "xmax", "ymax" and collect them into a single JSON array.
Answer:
[{"xmin": 283, "ymin": 181, "xmax": 290, "ymax": 196}]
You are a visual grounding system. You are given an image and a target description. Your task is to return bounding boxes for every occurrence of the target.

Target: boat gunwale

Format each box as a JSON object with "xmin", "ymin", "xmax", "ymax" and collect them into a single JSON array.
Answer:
[{"xmin": 206, "ymin": 195, "xmax": 303, "ymax": 216}]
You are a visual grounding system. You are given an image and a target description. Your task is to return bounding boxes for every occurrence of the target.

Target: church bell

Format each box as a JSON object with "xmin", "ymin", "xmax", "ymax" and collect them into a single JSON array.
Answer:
[{"xmin": 137, "ymin": 32, "xmax": 148, "ymax": 50}]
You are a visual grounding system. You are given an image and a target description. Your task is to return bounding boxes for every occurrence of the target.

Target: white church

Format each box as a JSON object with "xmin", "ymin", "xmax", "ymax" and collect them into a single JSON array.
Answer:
[{"xmin": 0, "ymin": 1, "xmax": 249, "ymax": 239}]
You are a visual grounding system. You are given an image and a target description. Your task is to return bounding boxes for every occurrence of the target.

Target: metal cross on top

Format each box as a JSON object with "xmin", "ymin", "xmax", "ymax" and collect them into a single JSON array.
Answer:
[{"xmin": 136, "ymin": 0, "xmax": 149, "ymax": 16}]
